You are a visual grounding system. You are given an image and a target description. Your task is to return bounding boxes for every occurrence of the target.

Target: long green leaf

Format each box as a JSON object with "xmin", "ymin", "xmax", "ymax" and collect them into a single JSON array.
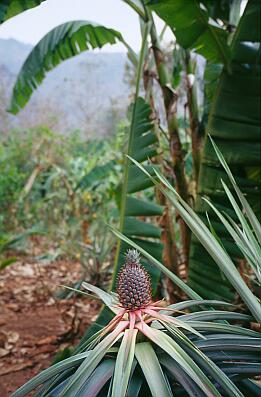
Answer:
[
  {"xmin": 187, "ymin": 321, "xmax": 260, "ymax": 337},
  {"xmin": 210, "ymin": 136, "xmax": 261, "ymax": 244},
  {"xmin": 163, "ymin": 323, "xmax": 244, "ymax": 397},
  {"xmin": 62, "ymin": 322, "xmax": 127, "ymax": 397},
  {"xmin": 82, "ymin": 281, "xmax": 119, "ymax": 313},
  {"xmin": 203, "ymin": 195, "xmax": 261, "ymax": 283},
  {"xmin": 0, "ymin": 0, "xmax": 46, "ymax": 24},
  {"xmin": 112, "ymin": 329, "xmax": 138, "ymax": 397},
  {"xmin": 135, "ymin": 342, "xmax": 173, "ymax": 397},
  {"xmin": 155, "ymin": 171, "xmax": 261, "ymax": 322},
  {"xmin": 11, "ymin": 351, "xmax": 91, "ymax": 397},
  {"xmin": 179, "ymin": 310, "xmax": 252, "ymax": 322},
  {"xmin": 147, "ymin": 0, "xmax": 230, "ymax": 66},
  {"xmin": 137, "ymin": 323, "xmax": 222, "ymax": 397},
  {"xmin": 75, "ymin": 359, "xmax": 115, "ymax": 397},
  {"xmin": 9, "ymin": 21, "xmax": 125, "ymax": 113},
  {"xmin": 160, "ymin": 299, "xmax": 234, "ymax": 314}
]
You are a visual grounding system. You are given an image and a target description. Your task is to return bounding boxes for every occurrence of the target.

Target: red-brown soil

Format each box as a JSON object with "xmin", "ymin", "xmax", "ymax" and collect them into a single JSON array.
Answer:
[{"xmin": 0, "ymin": 251, "xmax": 101, "ymax": 397}]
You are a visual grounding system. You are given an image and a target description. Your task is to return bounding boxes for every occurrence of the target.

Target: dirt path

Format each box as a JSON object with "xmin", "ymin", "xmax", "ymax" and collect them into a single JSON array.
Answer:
[{"xmin": 0, "ymin": 254, "xmax": 101, "ymax": 396}]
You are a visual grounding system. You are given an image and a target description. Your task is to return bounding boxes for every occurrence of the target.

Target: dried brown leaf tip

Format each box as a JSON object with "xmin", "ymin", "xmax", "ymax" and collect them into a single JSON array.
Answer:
[{"xmin": 117, "ymin": 249, "xmax": 152, "ymax": 310}]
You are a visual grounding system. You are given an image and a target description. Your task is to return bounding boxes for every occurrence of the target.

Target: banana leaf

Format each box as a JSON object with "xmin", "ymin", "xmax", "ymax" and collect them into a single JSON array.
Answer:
[
  {"xmin": 0, "ymin": 0, "xmax": 46, "ymax": 24},
  {"xmin": 188, "ymin": 0, "xmax": 261, "ymax": 299},
  {"xmin": 148, "ymin": 0, "xmax": 260, "ymax": 300},
  {"xmin": 75, "ymin": 160, "xmax": 117, "ymax": 191},
  {"xmin": 8, "ymin": 21, "xmax": 130, "ymax": 113},
  {"xmin": 147, "ymin": 0, "xmax": 230, "ymax": 66}
]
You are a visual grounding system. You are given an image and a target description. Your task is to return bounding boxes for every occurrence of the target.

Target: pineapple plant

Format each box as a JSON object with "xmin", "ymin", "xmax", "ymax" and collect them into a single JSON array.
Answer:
[{"xmin": 11, "ymin": 247, "xmax": 261, "ymax": 397}]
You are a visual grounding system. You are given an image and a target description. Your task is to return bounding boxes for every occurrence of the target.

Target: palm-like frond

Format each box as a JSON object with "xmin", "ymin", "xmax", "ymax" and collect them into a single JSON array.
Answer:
[
  {"xmin": 147, "ymin": 0, "xmax": 230, "ymax": 66},
  {"xmin": 0, "ymin": 0, "xmax": 46, "ymax": 24},
  {"xmin": 75, "ymin": 160, "xmax": 117, "ymax": 191},
  {"xmin": 9, "ymin": 21, "xmax": 127, "ymax": 113}
]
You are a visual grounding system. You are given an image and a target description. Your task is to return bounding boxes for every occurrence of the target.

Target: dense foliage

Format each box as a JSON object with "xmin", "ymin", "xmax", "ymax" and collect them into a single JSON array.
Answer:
[{"xmin": 0, "ymin": 126, "xmax": 126, "ymax": 284}]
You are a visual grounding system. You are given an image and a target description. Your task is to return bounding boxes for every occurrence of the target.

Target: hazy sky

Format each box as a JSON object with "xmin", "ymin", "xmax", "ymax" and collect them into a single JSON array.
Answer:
[{"xmin": 0, "ymin": 0, "xmax": 170, "ymax": 51}]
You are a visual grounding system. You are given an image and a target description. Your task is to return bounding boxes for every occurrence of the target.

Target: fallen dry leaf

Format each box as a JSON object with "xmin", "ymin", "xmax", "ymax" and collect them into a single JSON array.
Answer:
[
  {"xmin": 36, "ymin": 335, "xmax": 58, "ymax": 346},
  {"xmin": 7, "ymin": 331, "xmax": 19, "ymax": 344},
  {"xmin": 0, "ymin": 361, "xmax": 34, "ymax": 376},
  {"xmin": 5, "ymin": 303, "xmax": 20, "ymax": 312},
  {"xmin": 0, "ymin": 331, "xmax": 6, "ymax": 347},
  {"xmin": 0, "ymin": 348, "xmax": 9, "ymax": 358},
  {"xmin": 29, "ymin": 345, "xmax": 57, "ymax": 357}
]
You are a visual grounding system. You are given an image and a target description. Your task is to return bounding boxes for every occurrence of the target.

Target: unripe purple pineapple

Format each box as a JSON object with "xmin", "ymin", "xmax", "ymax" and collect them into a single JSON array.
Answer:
[{"xmin": 117, "ymin": 249, "xmax": 152, "ymax": 310}]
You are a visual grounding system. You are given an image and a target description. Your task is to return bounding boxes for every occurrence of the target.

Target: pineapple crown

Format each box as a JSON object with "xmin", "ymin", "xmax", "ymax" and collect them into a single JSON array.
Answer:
[{"xmin": 124, "ymin": 249, "xmax": 140, "ymax": 265}]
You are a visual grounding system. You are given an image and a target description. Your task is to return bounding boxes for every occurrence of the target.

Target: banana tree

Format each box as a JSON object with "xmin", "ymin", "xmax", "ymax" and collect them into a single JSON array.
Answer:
[
  {"xmin": 148, "ymin": 0, "xmax": 261, "ymax": 300},
  {"xmin": 127, "ymin": 0, "xmax": 244, "ymax": 268},
  {"xmin": 189, "ymin": 0, "xmax": 261, "ymax": 299}
]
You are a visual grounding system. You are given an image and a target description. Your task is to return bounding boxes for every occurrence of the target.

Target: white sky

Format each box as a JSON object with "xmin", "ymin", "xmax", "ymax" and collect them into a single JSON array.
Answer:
[{"xmin": 0, "ymin": 0, "xmax": 170, "ymax": 51}]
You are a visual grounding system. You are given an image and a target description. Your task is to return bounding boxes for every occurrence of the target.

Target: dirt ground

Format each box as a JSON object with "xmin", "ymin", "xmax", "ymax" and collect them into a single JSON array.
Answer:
[{"xmin": 0, "ymin": 247, "xmax": 101, "ymax": 397}]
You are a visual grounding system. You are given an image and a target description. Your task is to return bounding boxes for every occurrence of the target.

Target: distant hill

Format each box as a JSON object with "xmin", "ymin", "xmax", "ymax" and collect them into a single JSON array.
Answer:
[
  {"xmin": 0, "ymin": 38, "xmax": 32, "ymax": 73},
  {"xmin": 0, "ymin": 38, "xmax": 130, "ymax": 136}
]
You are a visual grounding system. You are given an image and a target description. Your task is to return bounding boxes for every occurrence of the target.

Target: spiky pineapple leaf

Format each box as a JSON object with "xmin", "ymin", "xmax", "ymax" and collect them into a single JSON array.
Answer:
[
  {"xmin": 135, "ymin": 342, "xmax": 173, "ymax": 397},
  {"xmin": 112, "ymin": 329, "xmax": 138, "ymax": 397}
]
